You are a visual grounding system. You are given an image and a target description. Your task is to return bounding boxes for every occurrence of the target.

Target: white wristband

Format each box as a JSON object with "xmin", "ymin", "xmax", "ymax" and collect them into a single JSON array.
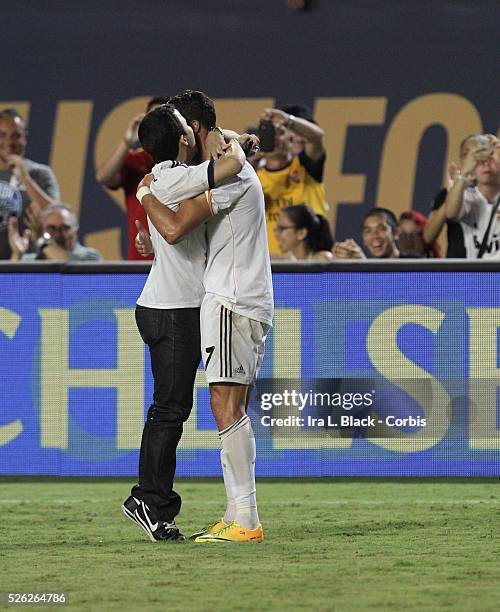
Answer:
[{"xmin": 136, "ymin": 185, "xmax": 151, "ymax": 204}]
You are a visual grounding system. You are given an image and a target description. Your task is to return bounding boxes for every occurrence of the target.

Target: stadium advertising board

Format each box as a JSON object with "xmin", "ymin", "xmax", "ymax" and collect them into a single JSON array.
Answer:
[{"xmin": 1, "ymin": 265, "xmax": 499, "ymax": 476}]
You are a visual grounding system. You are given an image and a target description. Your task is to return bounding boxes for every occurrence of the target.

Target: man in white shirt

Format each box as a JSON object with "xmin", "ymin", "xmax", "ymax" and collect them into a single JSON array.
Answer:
[
  {"xmin": 137, "ymin": 100, "xmax": 274, "ymax": 543},
  {"xmin": 122, "ymin": 103, "xmax": 245, "ymax": 543},
  {"xmin": 445, "ymin": 135, "xmax": 500, "ymax": 258}
]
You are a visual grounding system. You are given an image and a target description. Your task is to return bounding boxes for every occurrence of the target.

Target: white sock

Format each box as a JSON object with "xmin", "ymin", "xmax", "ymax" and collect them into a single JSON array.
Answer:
[
  {"xmin": 219, "ymin": 415, "xmax": 259, "ymax": 530},
  {"xmin": 220, "ymin": 448, "xmax": 236, "ymax": 523}
]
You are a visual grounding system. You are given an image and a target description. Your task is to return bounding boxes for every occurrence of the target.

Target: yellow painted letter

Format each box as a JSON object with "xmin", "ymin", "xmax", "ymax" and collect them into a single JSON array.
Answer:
[
  {"xmin": 0, "ymin": 308, "xmax": 23, "ymax": 446},
  {"xmin": 39, "ymin": 308, "xmax": 144, "ymax": 449},
  {"xmin": 367, "ymin": 305, "xmax": 449, "ymax": 452},
  {"xmin": 467, "ymin": 308, "xmax": 500, "ymax": 449}
]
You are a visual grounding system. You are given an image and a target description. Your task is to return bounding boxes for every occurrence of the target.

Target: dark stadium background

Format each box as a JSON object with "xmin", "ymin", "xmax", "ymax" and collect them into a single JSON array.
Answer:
[{"xmin": 2, "ymin": 0, "xmax": 498, "ymax": 258}]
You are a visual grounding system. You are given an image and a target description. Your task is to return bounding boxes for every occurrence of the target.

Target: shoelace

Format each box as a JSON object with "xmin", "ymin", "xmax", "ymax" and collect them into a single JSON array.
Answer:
[
  {"xmin": 162, "ymin": 521, "xmax": 177, "ymax": 530},
  {"xmin": 201, "ymin": 520, "xmax": 221, "ymax": 532},
  {"xmin": 212, "ymin": 521, "xmax": 236, "ymax": 535}
]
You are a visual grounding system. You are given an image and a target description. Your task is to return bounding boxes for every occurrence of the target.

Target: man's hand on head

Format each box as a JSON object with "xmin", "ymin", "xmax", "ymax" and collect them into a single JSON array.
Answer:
[
  {"xmin": 217, "ymin": 130, "xmax": 260, "ymax": 158},
  {"xmin": 221, "ymin": 138, "xmax": 246, "ymax": 167},
  {"xmin": 205, "ymin": 129, "xmax": 230, "ymax": 160},
  {"xmin": 238, "ymin": 133, "xmax": 260, "ymax": 157}
]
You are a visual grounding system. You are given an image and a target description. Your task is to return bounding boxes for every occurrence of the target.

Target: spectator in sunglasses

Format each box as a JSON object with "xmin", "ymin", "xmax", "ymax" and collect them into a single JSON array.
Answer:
[{"xmin": 8, "ymin": 203, "xmax": 101, "ymax": 261}]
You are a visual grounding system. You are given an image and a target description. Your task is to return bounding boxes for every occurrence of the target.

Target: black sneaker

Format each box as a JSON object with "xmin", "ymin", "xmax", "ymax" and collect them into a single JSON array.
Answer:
[
  {"xmin": 122, "ymin": 497, "xmax": 185, "ymax": 542},
  {"xmin": 121, "ymin": 495, "xmax": 141, "ymax": 523},
  {"xmin": 149, "ymin": 521, "xmax": 186, "ymax": 542}
]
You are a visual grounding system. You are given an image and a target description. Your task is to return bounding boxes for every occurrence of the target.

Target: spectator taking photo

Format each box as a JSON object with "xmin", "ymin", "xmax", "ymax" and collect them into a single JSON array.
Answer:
[
  {"xmin": 255, "ymin": 106, "xmax": 328, "ymax": 254},
  {"xmin": 444, "ymin": 134, "xmax": 500, "ymax": 259}
]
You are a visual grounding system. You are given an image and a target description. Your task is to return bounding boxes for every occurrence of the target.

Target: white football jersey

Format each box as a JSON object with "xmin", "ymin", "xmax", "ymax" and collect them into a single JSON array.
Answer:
[
  {"xmin": 461, "ymin": 187, "xmax": 500, "ymax": 259},
  {"xmin": 206, "ymin": 162, "xmax": 274, "ymax": 326},
  {"xmin": 136, "ymin": 160, "xmax": 214, "ymax": 309}
]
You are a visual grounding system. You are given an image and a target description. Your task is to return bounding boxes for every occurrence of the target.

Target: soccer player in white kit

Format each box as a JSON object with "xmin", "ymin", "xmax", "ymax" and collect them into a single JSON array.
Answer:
[
  {"xmin": 137, "ymin": 104, "xmax": 274, "ymax": 543},
  {"xmin": 122, "ymin": 104, "xmax": 247, "ymax": 542}
]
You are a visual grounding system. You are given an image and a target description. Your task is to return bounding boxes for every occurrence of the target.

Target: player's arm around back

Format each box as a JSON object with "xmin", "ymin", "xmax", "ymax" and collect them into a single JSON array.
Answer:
[
  {"xmin": 141, "ymin": 191, "xmax": 211, "ymax": 245},
  {"xmin": 139, "ymin": 140, "xmax": 245, "ymax": 244}
]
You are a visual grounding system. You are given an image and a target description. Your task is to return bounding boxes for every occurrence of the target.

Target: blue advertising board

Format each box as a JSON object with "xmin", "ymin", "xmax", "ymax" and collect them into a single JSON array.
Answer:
[{"xmin": 0, "ymin": 265, "xmax": 499, "ymax": 476}]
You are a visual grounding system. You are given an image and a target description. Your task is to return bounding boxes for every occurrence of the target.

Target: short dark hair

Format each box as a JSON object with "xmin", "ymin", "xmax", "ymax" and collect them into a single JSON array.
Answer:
[
  {"xmin": 138, "ymin": 104, "xmax": 183, "ymax": 163},
  {"xmin": 0, "ymin": 108, "xmax": 24, "ymax": 122},
  {"xmin": 362, "ymin": 207, "xmax": 398, "ymax": 231},
  {"xmin": 282, "ymin": 204, "xmax": 333, "ymax": 252},
  {"xmin": 147, "ymin": 96, "xmax": 170, "ymax": 112},
  {"xmin": 168, "ymin": 90, "xmax": 216, "ymax": 131}
]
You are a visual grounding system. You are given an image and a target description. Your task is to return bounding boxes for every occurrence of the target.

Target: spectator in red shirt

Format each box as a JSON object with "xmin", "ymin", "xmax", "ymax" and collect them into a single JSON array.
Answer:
[{"xmin": 96, "ymin": 96, "xmax": 168, "ymax": 260}]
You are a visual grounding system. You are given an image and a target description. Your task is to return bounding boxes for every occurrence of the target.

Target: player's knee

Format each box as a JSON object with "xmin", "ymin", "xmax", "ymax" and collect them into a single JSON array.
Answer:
[{"xmin": 214, "ymin": 408, "xmax": 245, "ymax": 431}]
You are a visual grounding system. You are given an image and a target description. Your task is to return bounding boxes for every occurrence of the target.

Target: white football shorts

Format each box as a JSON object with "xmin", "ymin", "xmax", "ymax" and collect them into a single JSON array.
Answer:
[{"xmin": 200, "ymin": 294, "xmax": 269, "ymax": 385}]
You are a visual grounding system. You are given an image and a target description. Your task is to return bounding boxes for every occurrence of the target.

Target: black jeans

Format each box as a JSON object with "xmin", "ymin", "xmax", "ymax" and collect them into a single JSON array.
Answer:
[{"xmin": 132, "ymin": 305, "xmax": 201, "ymax": 522}]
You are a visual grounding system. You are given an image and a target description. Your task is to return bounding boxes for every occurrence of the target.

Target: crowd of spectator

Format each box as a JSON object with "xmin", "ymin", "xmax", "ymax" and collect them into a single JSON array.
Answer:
[
  {"xmin": 0, "ymin": 97, "xmax": 498, "ymax": 262},
  {"xmin": 255, "ymin": 105, "xmax": 499, "ymax": 261},
  {"xmin": 0, "ymin": 108, "xmax": 60, "ymax": 260}
]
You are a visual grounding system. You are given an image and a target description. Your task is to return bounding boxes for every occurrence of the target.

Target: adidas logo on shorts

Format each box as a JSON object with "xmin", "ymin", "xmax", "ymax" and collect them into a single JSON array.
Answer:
[{"xmin": 234, "ymin": 364, "xmax": 246, "ymax": 375}]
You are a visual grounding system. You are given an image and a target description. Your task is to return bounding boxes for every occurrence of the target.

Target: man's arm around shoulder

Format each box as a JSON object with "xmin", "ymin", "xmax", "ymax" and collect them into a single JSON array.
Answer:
[{"xmin": 139, "ymin": 140, "xmax": 245, "ymax": 244}]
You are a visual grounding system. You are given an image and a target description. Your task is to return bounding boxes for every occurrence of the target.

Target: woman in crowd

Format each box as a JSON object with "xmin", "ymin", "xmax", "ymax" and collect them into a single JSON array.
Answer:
[{"xmin": 272, "ymin": 204, "xmax": 333, "ymax": 261}]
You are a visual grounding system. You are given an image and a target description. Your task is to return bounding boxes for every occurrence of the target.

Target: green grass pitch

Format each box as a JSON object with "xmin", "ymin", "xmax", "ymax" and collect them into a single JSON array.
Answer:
[{"xmin": 1, "ymin": 478, "xmax": 499, "ymax": 611}]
